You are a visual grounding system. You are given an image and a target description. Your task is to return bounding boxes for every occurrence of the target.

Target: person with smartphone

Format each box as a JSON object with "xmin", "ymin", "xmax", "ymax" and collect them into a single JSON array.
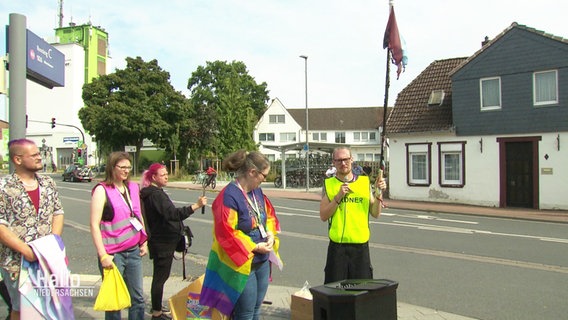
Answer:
[{"xmin": 319, "ymin": 147, "xmax": 386, "ymax": 284}]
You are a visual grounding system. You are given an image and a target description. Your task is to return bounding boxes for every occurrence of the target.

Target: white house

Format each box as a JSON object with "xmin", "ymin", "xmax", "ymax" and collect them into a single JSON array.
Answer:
[
  {"xmin": 254, "ymin": 98, "xmax": 390, "ymax": 162},
  {"xmin": 386, "ymin": 23, "xmax": 568, "ymax": 210}
]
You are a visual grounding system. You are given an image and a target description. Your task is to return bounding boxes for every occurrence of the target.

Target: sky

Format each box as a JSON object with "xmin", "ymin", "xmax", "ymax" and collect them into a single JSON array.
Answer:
[{"xmin": 1, "ymin": 0, "xmax": 567, "ymax": 116}]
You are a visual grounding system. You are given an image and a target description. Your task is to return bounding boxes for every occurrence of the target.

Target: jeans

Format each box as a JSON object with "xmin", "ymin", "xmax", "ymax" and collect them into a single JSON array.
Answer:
[
  {"xmin": 233, "ymin": 260, "xmax": 270, "ymax": 320},
  {"xmin": 99, "ymin": 246, "xmax": 145, "ymax": 320},
  {"xmin": 0, "ymin": 268, "xmax": 18, "ymax": 312}
]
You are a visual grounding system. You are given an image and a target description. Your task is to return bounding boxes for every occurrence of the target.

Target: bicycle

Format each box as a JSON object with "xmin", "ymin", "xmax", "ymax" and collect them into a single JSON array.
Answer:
[
  {"xmin": 192, "ymin": 170, "xmax": 207, "ymax": 184},
  {"xmin": 202, "ymin": 173, "xmax": 217, "ymax": 189}
]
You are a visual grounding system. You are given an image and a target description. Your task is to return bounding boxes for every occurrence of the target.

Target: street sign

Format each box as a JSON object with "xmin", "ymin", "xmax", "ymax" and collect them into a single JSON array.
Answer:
[{"xmin": 125, "ymin": 146, "xmax": 137, "ymax": 152}]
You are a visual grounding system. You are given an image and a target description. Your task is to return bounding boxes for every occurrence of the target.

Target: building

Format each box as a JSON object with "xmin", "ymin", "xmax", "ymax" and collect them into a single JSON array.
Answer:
[
  {"xmin": 386, "ymin": 23, "xmax": 568, "ymax": 210},
  {"xmin": 11, "ymin": 22, "xmax": 108, "ymax": 169},
  {"xmin": 255, "ymin": 98, "xmax": 390, "ymax": 162}
]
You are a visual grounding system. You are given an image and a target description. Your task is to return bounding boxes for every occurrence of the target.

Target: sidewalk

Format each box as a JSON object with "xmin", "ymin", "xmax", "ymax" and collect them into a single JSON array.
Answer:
[
  {"xmin": 29, "ymin": 179, "xmax": 565, "ymax": 320},
  {"xmin": 172, "ymin": 179, "xmax": 568, "ymax": 224},
  {"xmin": 68, "ymin": 274, "xmax": 477, "ymax": 320}
]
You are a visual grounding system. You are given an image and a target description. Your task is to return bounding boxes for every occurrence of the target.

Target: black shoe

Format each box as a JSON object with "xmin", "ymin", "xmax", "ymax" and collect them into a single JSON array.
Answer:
[{"xmin": 151, "ymin": 313, "xmax": 172, "ymax": 320}]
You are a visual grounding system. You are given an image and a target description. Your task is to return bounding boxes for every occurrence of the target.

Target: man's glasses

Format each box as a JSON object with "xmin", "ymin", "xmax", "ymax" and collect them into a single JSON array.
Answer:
[
  {"xmin": 116, "ymin": 165, "xmax": 132, "ymax": 171},
  {"xmin": 333, "ymin": 158, "xmax": 351, "ymax": 164}
]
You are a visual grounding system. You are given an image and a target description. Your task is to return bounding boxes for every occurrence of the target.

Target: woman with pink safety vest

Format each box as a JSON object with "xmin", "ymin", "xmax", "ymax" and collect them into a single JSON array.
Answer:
[{"xmin": 90, "ymin": 151, "xmax": 148, "ymax": 320}]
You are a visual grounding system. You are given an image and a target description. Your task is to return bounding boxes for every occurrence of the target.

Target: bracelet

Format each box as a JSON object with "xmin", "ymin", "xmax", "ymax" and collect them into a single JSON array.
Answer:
[{"xmin": 100, "ymin": 254, "xmax": 110, "ymax": 263}]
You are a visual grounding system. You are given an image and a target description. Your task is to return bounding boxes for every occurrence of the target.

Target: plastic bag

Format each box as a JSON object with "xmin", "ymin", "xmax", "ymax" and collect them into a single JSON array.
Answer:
[
  {"xmin": 294, "ymin": 281, "xmax": 312, "ymax": 299},
  {"xmin": 93, "ymin": 262, "xmax": 131, "ymax": 311}
]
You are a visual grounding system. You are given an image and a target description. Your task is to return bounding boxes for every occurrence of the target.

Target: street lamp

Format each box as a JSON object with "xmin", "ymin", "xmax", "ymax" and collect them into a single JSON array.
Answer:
[{"xmin": 300, "ymin": 55, "xmax": 309, "ymax": 191}]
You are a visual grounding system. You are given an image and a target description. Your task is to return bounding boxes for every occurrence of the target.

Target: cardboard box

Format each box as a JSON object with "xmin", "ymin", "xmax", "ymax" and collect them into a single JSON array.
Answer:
[
  {"xmin": 168, "ymin": 274, "xmax": 223, "ymax": 320},
  {"xmin": 290, "ymin": 292, "xmax": 313, "ymax": 320}
]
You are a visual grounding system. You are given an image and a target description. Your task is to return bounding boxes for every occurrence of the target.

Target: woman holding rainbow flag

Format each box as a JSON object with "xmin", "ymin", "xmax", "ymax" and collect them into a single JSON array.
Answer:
[{"xmin": 200, "ymin": 150, "xmax": 282, "ymax": 320}]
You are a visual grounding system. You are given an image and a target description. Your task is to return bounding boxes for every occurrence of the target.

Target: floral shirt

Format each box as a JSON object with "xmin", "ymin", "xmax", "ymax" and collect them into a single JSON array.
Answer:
[{"xmin": 0, "ymin": 173, "xmax": 64, "ymax": 273}]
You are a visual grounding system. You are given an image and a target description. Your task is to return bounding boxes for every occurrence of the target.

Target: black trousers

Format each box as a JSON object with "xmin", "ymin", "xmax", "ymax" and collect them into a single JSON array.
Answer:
[
  {"xmin": 150, "ymin": 241, "xmax": 177, "ymax": 312},
  {"xmin": 324, "ymin": 241, "xmax": 373, "ymax": 284}
]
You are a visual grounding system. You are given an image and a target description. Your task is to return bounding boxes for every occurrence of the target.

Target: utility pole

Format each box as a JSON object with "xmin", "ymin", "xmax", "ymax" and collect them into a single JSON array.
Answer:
[{"xmin": 300, "ymin": 55, "xmax": 309, "ymax": 191}]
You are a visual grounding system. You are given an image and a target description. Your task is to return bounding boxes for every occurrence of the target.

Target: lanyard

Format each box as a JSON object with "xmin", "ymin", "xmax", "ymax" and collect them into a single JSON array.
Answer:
[
  {"xmin": 118, "ymin": 184, "xmax": 135, "ymax": 218},
  {"xmin": 234, "ymin": 180, "xmax": 263, "ymax": 224}
]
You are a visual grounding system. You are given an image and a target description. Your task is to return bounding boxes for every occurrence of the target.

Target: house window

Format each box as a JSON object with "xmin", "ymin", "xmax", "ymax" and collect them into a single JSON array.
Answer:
[
  {"xmin": 406, "ymin": 143, "xmax": 431, "ymax": 186},
  {"xmin": 353, "ymin": 131, "xmax": 377, "ymax": 142},
  {"xmin": 265, "ymin": 154, "xmax": 275, "ymax": 162},
  {"xmin": 533, "ymin": 70, "xmax": 558, "ymax": 106},
  {"xmin": 335, "ymin": 132, "xmax": 346, "ymax": 143},
  {"xmin": 480, "ymin": 77, "xmax": 501, "ymax": 110},
  {"xmin": 259, "ymin": 133, "xmax": 275, "ymax": 142},
  {"xmin": 428, "ymin": 90, "xmax": 445, "ymax": 106},
  {"xmin": 280, "ymin": 132, "xmax": 296, "ymax": 142},
  {"xmin": 438, "ymin": 142, "xmax": 465, "ymax": 187},
  {"xmin": 312, "ymin": 132, "xmax": 327, "ymax": 142},
  {"xmin": 269, "ymin": 114, "xmax": 285, "ymax": 124}
]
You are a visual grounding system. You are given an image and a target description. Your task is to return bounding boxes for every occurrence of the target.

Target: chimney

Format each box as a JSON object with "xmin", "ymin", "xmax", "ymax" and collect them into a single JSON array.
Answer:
[{"xmin": 481, "ymin": 36, "xmax": 490, "ymax": 47}]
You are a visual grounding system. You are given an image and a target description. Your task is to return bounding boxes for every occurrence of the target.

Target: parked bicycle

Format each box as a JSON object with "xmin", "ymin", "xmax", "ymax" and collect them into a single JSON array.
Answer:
[{"xmin": 192, "ymin": 170, "xmax": 207, "ymax": 184}]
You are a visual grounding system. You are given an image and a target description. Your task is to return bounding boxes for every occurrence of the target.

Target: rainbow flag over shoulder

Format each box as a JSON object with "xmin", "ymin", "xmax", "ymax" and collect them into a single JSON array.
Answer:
[{"xmin": 199, "ymin": 184, "xmax": 282, "ymax": 317}]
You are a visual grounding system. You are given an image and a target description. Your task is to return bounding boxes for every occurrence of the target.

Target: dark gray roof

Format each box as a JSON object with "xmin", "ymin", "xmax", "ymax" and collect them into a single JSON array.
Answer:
[
  {"xmin": 386, "ymin": 58, "xmax": 467, "ymax": 134},
  {"xmin": 451, "ymin": 22, "xmax": 568, "ymax": 76},
  {"xmin": 287, "ymin": 107, "xmax": 391, "ymax": 131}
]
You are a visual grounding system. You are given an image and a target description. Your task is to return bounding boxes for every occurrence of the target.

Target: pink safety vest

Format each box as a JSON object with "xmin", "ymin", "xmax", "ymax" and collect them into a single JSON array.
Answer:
[{"xmin": 99, "ymin": 182, "xmax": 147, "ymax": 254}]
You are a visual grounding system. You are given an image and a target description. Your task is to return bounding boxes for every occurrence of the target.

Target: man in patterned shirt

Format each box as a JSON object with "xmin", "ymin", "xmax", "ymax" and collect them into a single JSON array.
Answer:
[{"xmin": 0, "ymin": 139, "xmax": 65, "ymax": 319}]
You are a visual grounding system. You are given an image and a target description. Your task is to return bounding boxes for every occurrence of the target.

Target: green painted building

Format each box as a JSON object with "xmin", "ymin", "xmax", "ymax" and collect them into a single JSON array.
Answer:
[{"xmin": 55, "ymin": 23, "xmax": 109, "ymax": 83}]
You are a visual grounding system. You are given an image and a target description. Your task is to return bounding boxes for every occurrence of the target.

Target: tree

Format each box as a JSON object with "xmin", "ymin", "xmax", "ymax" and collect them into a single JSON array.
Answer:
[
  {"xmin": 79, "ymin": 57, "xmax": 189, "ymax": 168},
  {"xmin": 187, "ymin": 60, "xmax": 269, "ymax": 159}
]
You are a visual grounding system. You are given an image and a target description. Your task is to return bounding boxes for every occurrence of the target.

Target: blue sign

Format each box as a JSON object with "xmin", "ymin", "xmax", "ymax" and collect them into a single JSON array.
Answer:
[
  {"xmin": 63, "ymin": 137, "xmax": 79, "ymax": 144},
  {"xmin": 26, "ymin": 29, "xmax": 65, "ymax": 88}
]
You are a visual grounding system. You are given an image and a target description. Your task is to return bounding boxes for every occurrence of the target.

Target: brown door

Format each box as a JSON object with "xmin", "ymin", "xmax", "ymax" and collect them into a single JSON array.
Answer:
[{"xmin": 505, "ymin": 142, "xmax": 533, "ymax": 208}]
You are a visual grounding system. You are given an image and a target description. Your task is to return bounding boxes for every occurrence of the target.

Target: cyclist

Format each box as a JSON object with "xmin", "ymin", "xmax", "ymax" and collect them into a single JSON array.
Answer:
[{"xmin": 205, "ymin": 166, "xmax": 217, "ymax": 186}]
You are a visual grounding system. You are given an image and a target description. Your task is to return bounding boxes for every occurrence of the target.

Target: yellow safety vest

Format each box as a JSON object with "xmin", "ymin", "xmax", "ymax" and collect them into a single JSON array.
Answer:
[{"xmin": 324, "ymin": 176, "xmax": 371, "ymax": 243}]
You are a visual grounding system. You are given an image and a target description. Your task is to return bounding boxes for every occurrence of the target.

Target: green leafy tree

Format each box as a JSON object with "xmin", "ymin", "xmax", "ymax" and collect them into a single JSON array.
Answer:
[
  {"xmin": 187, "ymin": 60, "xmax": 269, "ymax": 159},
  {"xmin": 79, "ymin": 57, "xmax": 189, "ymax": 168}
]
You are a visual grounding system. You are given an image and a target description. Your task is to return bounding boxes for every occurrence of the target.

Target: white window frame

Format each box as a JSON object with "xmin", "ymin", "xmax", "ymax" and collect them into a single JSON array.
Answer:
[
  {"xmin": 438, "ymin": 142, "xmax": 465, "ymax": 187},
  {"xmin": 259, "ymin": 133, "xmax": 275, "ymax": 142},
  {"xmin": 353, "ymin": 131, "xmax": 377, "ymax": 142},
  {"xmin": 406, "ymin": 143, "xmax": 431, "ymax": 186},
  {"xmin": 312, "ymin": 132, "xmax": 328, "ymax": 142},
  {"xmin": 441, "ymin": 152, "xmax": 462, "ymax": 185},
  {"xmin": 533, "ymin": 70, "xmax": 558, "ymax": 106},
  {"xmin": 335, "ymin": 132, "xmax": 346, "ymax": 143},
  {"xmin": 269, "ymin": 114, "xmax": 285, "ymax": 124},
  {"xmin": 279, "ymin": 132, "xmax": 296, "ymax": 142},
  {"xmin": 480, "ymin": 77, "xmax": 502, "ymax": 110}
]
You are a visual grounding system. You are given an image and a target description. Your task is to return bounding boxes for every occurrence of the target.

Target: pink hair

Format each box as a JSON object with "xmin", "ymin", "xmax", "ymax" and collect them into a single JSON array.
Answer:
[{"xmin": 141, "ymin": 163, "xmax": 166, "ymax": 188}]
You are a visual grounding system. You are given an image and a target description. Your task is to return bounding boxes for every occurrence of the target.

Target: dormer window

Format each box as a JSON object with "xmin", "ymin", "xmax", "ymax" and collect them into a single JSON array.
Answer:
[{"xmin": 428, "ymin": 90, "xmax": 445, "ymax": 106}]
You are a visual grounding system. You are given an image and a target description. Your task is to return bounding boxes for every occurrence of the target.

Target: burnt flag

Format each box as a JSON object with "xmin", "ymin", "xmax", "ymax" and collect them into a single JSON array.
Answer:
[{"xmin": 383, "ymin": 6, "xmax": 407, "ymax": 79}]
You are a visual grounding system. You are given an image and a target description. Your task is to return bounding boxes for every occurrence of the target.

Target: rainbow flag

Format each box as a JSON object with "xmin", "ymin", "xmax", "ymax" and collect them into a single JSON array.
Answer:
[{"xmin": 200, "ymin": 184, "xmax": 281, "ymax": 317}]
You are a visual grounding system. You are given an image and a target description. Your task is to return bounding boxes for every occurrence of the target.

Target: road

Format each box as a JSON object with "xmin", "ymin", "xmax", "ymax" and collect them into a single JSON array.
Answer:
[{"xmin": 57, "ymin": 181, "xmax": 568, "ymax": 320}]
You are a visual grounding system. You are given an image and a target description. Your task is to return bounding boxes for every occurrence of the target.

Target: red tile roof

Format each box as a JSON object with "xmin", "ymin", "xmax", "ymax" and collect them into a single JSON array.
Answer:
[{"xmin": 386, "ymin": 57, "xmax": 467, "ymax": 134}]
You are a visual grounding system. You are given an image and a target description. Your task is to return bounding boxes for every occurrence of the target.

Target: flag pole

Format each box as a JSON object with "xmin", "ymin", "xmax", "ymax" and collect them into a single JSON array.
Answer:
[
  {"xmin": 381, "ymin": 0, "xmax": 394, "ymax": 168},
  {"xmin": 380, "ymin": 48, "xmax": 390, "ymax": 167}
]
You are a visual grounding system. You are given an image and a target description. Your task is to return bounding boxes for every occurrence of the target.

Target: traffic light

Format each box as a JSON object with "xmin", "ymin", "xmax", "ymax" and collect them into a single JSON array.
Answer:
[
  {"xmin": 51, "ymin": 117, "xmax": 56, "ymax": 129},
  {"xmin": 77, "ymin": 149, "xmax": 82, "ymax": 157}
]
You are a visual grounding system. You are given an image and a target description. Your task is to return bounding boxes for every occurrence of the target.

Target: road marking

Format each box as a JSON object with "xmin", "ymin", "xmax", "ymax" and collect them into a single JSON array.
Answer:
[
  {"xmin": 281, "ymin": 230, "xmax": 568, "ymax": 274},
  {"xmin": 63, "ymin": 216, "xmax": 568, "ymax": 274}
]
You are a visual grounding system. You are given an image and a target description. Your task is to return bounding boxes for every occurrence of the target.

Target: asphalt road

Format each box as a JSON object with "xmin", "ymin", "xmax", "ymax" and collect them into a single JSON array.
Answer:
[{"xmin": 57, "ymin": 181, "xmax": 568, "ymax": 320}]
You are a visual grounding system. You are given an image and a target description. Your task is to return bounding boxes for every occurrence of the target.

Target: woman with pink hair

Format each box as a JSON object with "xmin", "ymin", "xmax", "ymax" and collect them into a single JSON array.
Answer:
[{"xmin": 140, "ymin": 163, "xmax": 207, "ymax": 320}]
